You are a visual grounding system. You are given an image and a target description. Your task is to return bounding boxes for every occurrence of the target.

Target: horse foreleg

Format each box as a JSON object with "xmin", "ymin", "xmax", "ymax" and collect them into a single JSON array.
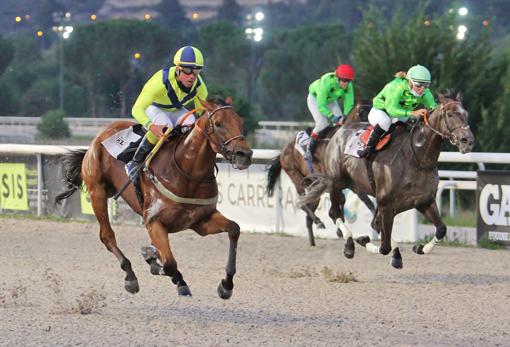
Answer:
[
  {"xmin": 414, "ymin": 200, "xmax": 447, "ymax": 255},
  {"xmin": 330, "ymin": 189, "xmax": 355, "ymax": 258},
  {"xmin": 378, "ymin": 207, "xmax": 395, "ymax": 256},
  {"xmin": 192, "ymin": 210, "xmax": 239, "ymax": 300},
  {"xmin": 89, "ymin": 184, "xmax": 139, "ymax": 294},
  {"xmin": 305, "ymin": 214, "xmax": 316, "ymax": 247},
  {"xmin": 147, "ymin": 221, "xmax": 191, "ymax": 296}
]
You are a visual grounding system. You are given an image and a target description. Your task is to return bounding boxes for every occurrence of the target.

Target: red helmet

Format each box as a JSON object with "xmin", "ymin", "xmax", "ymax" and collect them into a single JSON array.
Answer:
[{"xmin": 335, "ymin": 64, "xmax": 355, "ymax": 80}]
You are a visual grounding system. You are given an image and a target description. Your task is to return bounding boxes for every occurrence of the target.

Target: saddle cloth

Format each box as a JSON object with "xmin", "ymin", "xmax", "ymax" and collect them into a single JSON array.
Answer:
[
  {"xmin": 344, "ymin": 129, "xmax": 365, "ymax": 158},
  {"xmin": 294, "ymin": 130, "xmax": 311, "ymax": 156},
  {"xmin": 101, "ymin": 124, "xmax": 146, "ymax": 163}
]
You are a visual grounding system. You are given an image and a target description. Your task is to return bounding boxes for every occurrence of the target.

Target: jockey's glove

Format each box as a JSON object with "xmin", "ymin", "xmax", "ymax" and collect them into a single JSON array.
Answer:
[
  {"xmin": 173, "ymin": 124, "xmax": 182, "ymax": 135},
  {"xmin": 330, "ymin": 115, "xmax": 341, "ymax": 124}
]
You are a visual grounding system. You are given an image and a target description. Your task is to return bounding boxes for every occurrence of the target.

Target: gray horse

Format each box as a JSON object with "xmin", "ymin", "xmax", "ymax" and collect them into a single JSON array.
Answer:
[{"xmin": 299, "ymin": 91, "xmax": 475, "ymax": 268}]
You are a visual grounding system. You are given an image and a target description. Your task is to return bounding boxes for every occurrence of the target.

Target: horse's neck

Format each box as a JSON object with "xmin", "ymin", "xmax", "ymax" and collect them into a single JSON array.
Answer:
[
  {"xmin": 156, "ymin": 130, "xmax": 216, "ymax": 186},
  {"xmin": 410, "ymin": 110, "xmax": 444, "ymax": 168}
]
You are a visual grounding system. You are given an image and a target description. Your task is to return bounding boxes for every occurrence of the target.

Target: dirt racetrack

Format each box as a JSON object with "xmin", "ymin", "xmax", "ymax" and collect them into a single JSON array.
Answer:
[{"xmin": 1, "ymin": 218, "xmax": 509, "ymax": 347}]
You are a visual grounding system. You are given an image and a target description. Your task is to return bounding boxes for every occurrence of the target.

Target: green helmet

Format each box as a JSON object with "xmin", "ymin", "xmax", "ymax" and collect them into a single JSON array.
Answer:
[{"xmin": 407, "ymin": 65, "xmax": 431, "ymax": 83}]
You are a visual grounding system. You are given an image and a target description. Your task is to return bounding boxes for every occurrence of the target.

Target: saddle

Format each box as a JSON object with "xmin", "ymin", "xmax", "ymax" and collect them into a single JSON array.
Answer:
[{"xmin": 360, "ymin": 125, "xmax": 391, "ymax": 152}]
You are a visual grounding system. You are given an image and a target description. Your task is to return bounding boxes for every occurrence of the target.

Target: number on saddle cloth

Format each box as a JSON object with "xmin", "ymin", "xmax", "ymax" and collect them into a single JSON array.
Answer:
[
  {"xmin": 101, "ymin": 124, "xmax": 147, "ymax": 163},
  {"xmin": 294, "ymin": 130, "xmax": 311, "ymax": 156}
]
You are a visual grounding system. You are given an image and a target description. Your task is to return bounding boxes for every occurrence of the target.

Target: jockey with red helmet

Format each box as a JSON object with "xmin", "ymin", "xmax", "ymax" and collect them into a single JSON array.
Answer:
[
  {"xmin": 125, "ymin": 45, "xmax": 208, "ymax": 181},
  {"xmin": 304, "ymin": 64, "xmax": 355, "ymax": 161}
]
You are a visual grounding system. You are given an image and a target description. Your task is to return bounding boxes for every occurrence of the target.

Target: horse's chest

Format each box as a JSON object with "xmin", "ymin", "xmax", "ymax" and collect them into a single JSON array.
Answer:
[{"xmin": 145, "ymin": 199, "xmax": 214, "ymax": 231}]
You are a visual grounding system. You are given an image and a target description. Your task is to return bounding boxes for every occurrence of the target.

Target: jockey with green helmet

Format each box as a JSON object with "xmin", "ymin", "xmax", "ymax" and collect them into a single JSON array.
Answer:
[
  {"xmin": 357, "ymin": 64, "xmax": 437, "ymax": 158},
  {"xmin": 125, "ymin": 45, "xmax": 208, "ymax": 180},
  {"xmin": 304, "ymin": 64, "xmax": 356, "ymax": 161}
]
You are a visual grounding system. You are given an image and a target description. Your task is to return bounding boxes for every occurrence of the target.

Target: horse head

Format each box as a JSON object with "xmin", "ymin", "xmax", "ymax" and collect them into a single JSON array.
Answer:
[
  {"xmin": 428, "ymin": 91, "xmax": 475, "ymax": 154},
  {"xmin": 196, "ymin": 97, "xmax": 253, "ymax": 169}
]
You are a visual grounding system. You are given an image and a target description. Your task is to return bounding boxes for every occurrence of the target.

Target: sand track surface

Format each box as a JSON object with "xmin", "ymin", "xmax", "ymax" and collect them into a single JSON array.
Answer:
[{"xmin": 1, "ymin": 218, "xmax": 509, "ymax": 346}]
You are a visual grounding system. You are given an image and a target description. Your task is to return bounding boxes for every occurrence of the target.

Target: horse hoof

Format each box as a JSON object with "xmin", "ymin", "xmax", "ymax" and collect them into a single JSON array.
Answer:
[
  {"xmin": 356, "ymin": 236, "xmax": 370, "ymax": 247},
  {"xmin": 217, "ymin": 280, "xmax": 233, "ymax": 300},
  {"xmin": 125, "ymin": 279, "xmax": 140, "ymax": 294},
  {"xmin": 177, "ymin": 285, "xmax": 192, "ymax": 297},
  {"xmin": 391, "ymin": 257, "xmax": 403, "ymax": 269},
  {"xmin": 317, "ymin": 221, "xmax": 326, "ymax": 229},
  {"xmin": 336, "ymin": 228, "xmax": 343, "ymax": 239},
  {"xmin": 343, "ymin": 237, "xmax": 355, "ymax": 259},
  {"xmin": 413, "ymin": 244, "xmax": 425, "ymax": 255}
]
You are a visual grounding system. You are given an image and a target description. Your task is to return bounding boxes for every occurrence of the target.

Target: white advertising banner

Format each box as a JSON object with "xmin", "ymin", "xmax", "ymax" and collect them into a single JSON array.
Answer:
[{"xmin": 216, "ymin": 163, "xmax": 418, "ymax": 242}]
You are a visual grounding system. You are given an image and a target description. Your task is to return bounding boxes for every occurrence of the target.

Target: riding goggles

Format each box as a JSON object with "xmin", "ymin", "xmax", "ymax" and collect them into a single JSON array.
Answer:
[
  {"xmin": 339, "ymin": 78, "xmax": 352, "ymax": 83},
  {"xmin": 179, "ymin": 66, "xmax": 202, "ymax": 76},
  {"xmin": 411, "ymin": 80, "xmax": 430, "ymax": 88}
]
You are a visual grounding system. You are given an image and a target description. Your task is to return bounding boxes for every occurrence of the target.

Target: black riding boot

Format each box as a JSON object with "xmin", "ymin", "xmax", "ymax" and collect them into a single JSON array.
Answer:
[
  {"xmin": 125, "ymin": 136, "xmax": 155, "ymax": 181},
  {"xmin": 357, "ymin": 125, "xmax": 385, "ymax": 158},
  {"xmin": 304, "ymin": 137, "xmax": 319, "ymax": 161}
]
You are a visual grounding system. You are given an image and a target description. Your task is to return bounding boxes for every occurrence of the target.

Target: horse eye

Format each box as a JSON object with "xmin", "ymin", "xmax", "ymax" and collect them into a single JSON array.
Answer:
[{"xmin": 214, "ymin": 121, "xmax": 222, "ymax": 127}]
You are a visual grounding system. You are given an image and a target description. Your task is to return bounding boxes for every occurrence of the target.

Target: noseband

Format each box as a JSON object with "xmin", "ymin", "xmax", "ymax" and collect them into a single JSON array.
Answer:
[
  {"xmin": 425, "ymin": 101, "xmax": 470, "ymax": 146},
  {"xmin": 195, "ymin": 105, "xmax": 245, "ymax": 165}
]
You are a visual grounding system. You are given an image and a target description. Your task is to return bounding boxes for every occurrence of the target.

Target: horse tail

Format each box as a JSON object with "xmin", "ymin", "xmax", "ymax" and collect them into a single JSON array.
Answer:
[
  {"xmin": 55, "ymin": 149, "xmax": 87, "ymax": 204},
  {"xmin": 266, "ymin": 155, "xmax": 282, "ymax": 197},
  {"xmin": 297, "ymin": 174, "xmax": 331, "ymax": 208}
]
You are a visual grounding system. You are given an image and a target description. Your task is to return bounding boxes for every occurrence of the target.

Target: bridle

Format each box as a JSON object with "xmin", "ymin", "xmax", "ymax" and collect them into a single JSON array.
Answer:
[
  {"xmin": 424, "ymin": 101, "xmax": 470, "ymax": 146},
  {"xmin": 194, "ymin": 105, "xmax": 246, "ymax": 166}
]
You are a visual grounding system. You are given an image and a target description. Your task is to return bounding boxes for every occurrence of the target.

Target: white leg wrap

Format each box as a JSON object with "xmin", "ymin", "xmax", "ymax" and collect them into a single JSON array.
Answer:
[
  {"xmin": 336, "ymin": 218, "xmax": 352, "ymax": 239},
  {"xmin": 423, "ymin": 236, "xmax": 440, "ymax": 254},
  {"xmin": 366, "ymin": 242, "xmax": 381, "ymax": 254}
]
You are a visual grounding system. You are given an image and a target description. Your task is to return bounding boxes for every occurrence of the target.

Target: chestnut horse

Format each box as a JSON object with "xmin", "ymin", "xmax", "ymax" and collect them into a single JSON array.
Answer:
[
  {"xmin": 299, "ymin": 92, "xmax": 474, "ymax": 268},
  {"xmin": 55, "ymin": 97, "xmax": 253, "ymax": 299},
  {"xmin": 266, "ymin": 103, "xmax": 375, "ymax": 247}
]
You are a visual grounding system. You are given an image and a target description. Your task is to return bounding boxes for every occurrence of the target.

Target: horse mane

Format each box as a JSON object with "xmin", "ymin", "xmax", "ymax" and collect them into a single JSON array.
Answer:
[{"xmin": 206, "ymin": 95, "xmax": 229, "ymax": 106}]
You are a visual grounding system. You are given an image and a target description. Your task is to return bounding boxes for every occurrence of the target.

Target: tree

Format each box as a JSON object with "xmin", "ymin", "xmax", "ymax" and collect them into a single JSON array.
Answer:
[
  {"xmin": 65, "ymin": 20, "xmax": 177, "ymax": 117},
  {"xmin": 351, "ymin": 4, "xmax": 501, "ymax": 140},
  {"xmin": 257, "ymin": 23, "xmax": 352, "ymax": 120},
  {"xmin": 197, "ymin": 22, "xmax": 251, "ymax": 101},
  {"xmin": 154, "ymin": 0, "xmax": 190, "ymax": 31},
  {"xmin": 0, "ymin": 35, "xmax": 13, "ymax": 76},
  {"xmin": 216, "ymin": 0, "xmax": 242, "ymax": 25}
]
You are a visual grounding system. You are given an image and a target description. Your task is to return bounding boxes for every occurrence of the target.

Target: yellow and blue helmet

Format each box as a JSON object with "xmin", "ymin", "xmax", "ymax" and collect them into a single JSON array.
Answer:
[{"xmin": 173, "ymin": 46, "xmax": 204, "ymax": 68}]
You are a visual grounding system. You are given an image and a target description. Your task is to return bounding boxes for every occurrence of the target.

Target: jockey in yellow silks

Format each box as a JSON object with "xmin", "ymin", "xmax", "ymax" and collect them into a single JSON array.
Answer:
[{"xmin": 125, "ymin": 46, "xmax": 208, "ymax": 180}]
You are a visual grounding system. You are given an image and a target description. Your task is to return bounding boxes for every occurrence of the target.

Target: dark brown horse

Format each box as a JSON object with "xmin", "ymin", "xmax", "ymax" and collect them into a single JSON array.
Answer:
[
  {"xmin": 55, "ymin": 97, "xmax": 253, "ymax": 299},
  {"xmin": 299, "ymin": 91, "xmax": 474, "ymax": 268},
  {"xmin": 266, "ymin": 104, "xmax": 375, "ymax": 247}
]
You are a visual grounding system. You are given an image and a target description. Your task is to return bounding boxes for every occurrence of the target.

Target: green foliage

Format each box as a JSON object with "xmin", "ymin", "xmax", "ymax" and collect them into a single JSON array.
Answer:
[
  {"xmin": 37, "ymin": 109, "xmax": 71, "ymax": 139},
  {"xmin": 216, "ymin": 0, "xmax": 242, "ymax": 25},
  {"xmin": 258, "ymin": 23, "xmax": 352, "ymax": 120},
  {"xmin": 478, "ymin": 236, "xmax": 504, "ymax": 250},
  {"xmin": 155, "ymin": 0, "xmax": 190, "ymax": 31},
  {"xmin": 65, "ymin": 19, "xmax": 178, "ymax": 117},
  {"xmin": 198, "ymin": 22, "xmax": 250, "ymax": 100},
  {"xmin": 0, "ymin": 35, "xmax": 13, "ymax": 76}
]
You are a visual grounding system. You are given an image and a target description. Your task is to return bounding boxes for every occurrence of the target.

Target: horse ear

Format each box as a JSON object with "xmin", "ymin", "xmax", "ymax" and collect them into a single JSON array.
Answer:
[
  {"xmin": 456, "ymin": 92, "xmax": 463, "ymax": 102},
  {"xmin": 225, "ymin": 96, "xmax": 233, "ymax": 105},
  {"xmin": 438, "ymin": 93, "xmax": 446, "ymax": 103}
]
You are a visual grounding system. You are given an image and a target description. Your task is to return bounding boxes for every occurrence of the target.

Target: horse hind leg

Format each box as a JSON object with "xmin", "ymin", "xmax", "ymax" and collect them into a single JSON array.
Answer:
[
  {"xmin": 414, "ymin": 200, "xmax": 447, "ymax": 255},
  {"xmin": 146, "ymin": 221, "xmax": 191, "ymax": 296},
  {"xmin": 89, "ymin": 184, "xmax": 139, "ymax": 293}
]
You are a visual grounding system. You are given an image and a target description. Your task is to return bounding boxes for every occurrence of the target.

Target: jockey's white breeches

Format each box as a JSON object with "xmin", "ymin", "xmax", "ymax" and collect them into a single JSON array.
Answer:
[
  {"xmin": 307, "ymin": 93, "xmax": 343, "ymax": 135},
  {"xmin": 145, "ymin": 105, "xmax": 196, "ymax": 129},
  {"xmin": 367, "ymin": 108, "xmax": 409, "ymax": 131}
]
